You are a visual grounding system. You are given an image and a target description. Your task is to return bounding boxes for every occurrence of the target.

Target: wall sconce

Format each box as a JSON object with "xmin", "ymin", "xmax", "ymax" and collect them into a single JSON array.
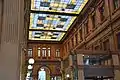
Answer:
[
  {"xmin": 27, "ymin": 72, "xmax": 30, "ymax": 77},
  {"xmin": 66, "ymin": 74, "xmax": 70, "ymax": 78},
  {"xmin": 28, "ymin": 65, "xmax": 33, "ymax": 70},
  {"xmin": 28, "ymin": 58, "xmax": 35, "ymax": 64}
]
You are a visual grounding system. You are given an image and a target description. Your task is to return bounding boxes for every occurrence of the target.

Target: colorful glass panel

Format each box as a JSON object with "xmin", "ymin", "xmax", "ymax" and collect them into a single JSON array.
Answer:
[
  {"xmin": 29, "ymin": 31, "xmax": 65, "ymax": 41},
  {"xmin": 29, "ymin": 0, "xmax": 89, "ymax": 41},
  {"xmin": 30, "ymin": 13, "xmax": 76, "ymax": 31},
  {"xmin": 31, "ymin": 0, "xmax": 89, "ymax": 14}
]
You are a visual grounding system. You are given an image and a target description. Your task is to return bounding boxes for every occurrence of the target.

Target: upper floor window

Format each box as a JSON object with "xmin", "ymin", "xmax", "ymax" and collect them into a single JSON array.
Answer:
[
  {"xmin": 65, "ymin": 43, "xmax": 68, "ymax": 52},
  {"xmin": 113, "ymin": 0, "xmax": 119, "ymax": 10},
  {"xmin": 91, "ymin": 13, "xmax": 96, "ymax": 29},
  {"xmin": 71, "ymin": 38, "xmax": 74, "ymax": 47},
  {"xmin": 38, "ymin": 47, "xmax": 41, "ymax": 57},
  {"xmin": 85, "ymin": 21, "xmax": 89, "ymax": 35},
  {"xmin": 75, "ymin": 33, "xmax": 78, "ymax": 45},
  {"xmin": 56, "ymin": 49, "xmax": 60, "ymax": 57},
  {"xmin": 28, "ymin": 48, "xmax": 32, "ymax": 57},
  {"xmin": 79, "ymin": 29, "xmax": 83, "ymax": 41},
  {"xmin": 42, "ymin": 47, "xmax": 46, "ymax": 57},
  {"xmin": 48, "ymin": 47, "xmax": 51, "ymax": 57},
  {"xmin": 99, "ymin": 2, "xmax": 105, "ymax": 21},
  {"xmin": 68, "ymin": 42, "xmax": 70, "ymax": 51},
  {"xmin": 94, "ymin": 45, "xmax": 100, "ymax": 50},
  {"xmin": 103, "ymin": 39, "xmax": 110, "ymax": 51},
  {"xmin": 117, "ymin": 33, "xmax": 120, "ymax": 49}
]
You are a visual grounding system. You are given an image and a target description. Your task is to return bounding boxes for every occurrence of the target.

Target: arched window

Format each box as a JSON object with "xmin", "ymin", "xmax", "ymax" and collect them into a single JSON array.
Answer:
[{"xmin": 38, "ymin": 68, "xmax": 46, "ymax": 80}]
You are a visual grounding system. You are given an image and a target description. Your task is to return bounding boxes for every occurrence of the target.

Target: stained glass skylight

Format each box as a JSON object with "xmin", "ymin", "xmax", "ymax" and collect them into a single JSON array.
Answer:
[
  {"xmin": 30, "ymin": 13, "xmax": 76, "ymax": 31},
  {"xmin": 29, "ymin": 0, "xmax": 89, "ymax": 41},
  {"xmin": 31, "ymin": 0, "xmax": 89, "ymax": 14},
  {"xmin": 29, "ymin": 31, "xmax": 65, "ymax": 41}
]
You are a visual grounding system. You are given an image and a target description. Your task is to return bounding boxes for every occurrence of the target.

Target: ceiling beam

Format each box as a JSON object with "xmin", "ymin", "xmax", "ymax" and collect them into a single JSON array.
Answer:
[
  {"xmin": 29, "ymin": 29, "xmax": 67, "ymax": 33},
  {"xmin": 30, "ymin": 10, "xmax": 79, "ymax": 16},
  {"xmin": 28, "ymin": 40, "xmax": 63, "ymax": 44}
]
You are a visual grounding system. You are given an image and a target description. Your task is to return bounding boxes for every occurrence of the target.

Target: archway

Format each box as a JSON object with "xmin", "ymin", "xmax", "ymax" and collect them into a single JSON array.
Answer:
[{"xmin": 38, "ymin": 66, "xmax": 50, "ymax": 80}]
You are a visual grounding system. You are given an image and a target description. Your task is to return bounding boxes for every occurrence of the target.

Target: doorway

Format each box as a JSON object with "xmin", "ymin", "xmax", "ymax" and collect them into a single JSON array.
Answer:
[
  {"xmin": 85, "ymin": 76, "xmax": 114, "ymax": 80},
  {"xmin": 38, "ymin": 66, "xmax": 50, "ymax": 80}
]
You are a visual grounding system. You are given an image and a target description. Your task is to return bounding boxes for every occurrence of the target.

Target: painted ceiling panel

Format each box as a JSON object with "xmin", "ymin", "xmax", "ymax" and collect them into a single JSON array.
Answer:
[{"xmin": 31, "ymin": 0, "xmax": 89, "ymax": 14}]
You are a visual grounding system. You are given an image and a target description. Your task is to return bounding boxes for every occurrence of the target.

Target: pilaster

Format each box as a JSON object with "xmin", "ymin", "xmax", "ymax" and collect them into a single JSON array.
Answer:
[
  {"xmin": 0, "ymin": 0, "xmax": 24, "ymax": 80},
  {"xmin": 77, "ymin": 53, "xmax": 84, "ymax": 80},
  {"xmin": 0, "ymin": 0, "xmax": 3, "ymax": 45}
]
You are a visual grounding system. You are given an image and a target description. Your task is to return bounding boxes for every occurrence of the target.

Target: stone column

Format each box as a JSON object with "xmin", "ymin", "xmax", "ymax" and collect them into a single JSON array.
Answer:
[
  {"xmin": 0, "ymin": 0, "xmax": 24, "ymax": 80},
  {"xmin": 112, "ymin": 55, "xmax": 119, "ymax": 66},
  {"xmin": 114, "ymin": 70, "xmax": 120, "ymax": 80},
  {"xmin": 78, "ymin": 69, "xmax": 84, "ymax": 80},
  {"xmin": 77, "ymin": 54, "xmax": 84, "ymax": 80},
  {"xmin": 112, "ymin": 55, "xmax": 120, "ymax": 80},
  {"xmin": 69, "ymin": 54, "xmax": 73, "ymax": 66},
  {"xmin": 107, "ymin": 59, "xmax": 111, "ymax": 65},
  {"xmin": 77, "ymin": 54, "xmax": 84, "ymax": 65},
  {"xmin": 20, "ymin": 48, "xmax": 27, "ymax": 80},
  {"xmin": 61, "ymin": 60, "xmax": 65, "ymax": 80},
  {"xmin": 105, "ymin": 60, "xmax": 108, "ymax": 65}
]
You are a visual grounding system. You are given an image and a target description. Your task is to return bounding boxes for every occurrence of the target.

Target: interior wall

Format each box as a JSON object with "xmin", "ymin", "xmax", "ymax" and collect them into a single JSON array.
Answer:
[
  {"xmin": 28, "ymin": 43, "xmax": 63, "ymax": 59},
  {"xmin": 27, "ymin": 43, "xmax": 62, "ymax": 79}
]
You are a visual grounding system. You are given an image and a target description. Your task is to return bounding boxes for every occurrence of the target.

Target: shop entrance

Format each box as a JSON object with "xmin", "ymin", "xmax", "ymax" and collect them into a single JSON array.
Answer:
[{"xmin": 85, "ymin": 76, "xmax": 114, "ymax": 80}]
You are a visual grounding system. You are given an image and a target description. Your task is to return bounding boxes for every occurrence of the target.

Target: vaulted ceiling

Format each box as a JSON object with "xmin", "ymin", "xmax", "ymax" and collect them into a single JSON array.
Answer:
[{"xmin": 28, "ymin": 0, "xmax": 89, "ymax": 41}]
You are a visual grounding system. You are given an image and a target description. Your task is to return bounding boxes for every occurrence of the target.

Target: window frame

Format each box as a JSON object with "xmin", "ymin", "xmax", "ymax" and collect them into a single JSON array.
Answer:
[
  {"xmin": 84, "ymin": 20, "xmax": 89, "ymax": 35},
  {"xmin": 79, "ymin": 29, "xmax": 83, "ymax": 41},
  {"xmin": 75, "ymin": 33, "xmax": 78, "ymax": 45},
  {"xmin": 56, "ymin": 48, "xmax": 60, "ymax": 57},
  {"xmin": 99, "ymin": 1, "xmax": 106, "ymax": 22},
  {"xmin": 71, "ymin": 38, "xmax": 74, "ymax": 47},
  {"xmin": 47, "ymin": 47, "xmax": 51, "ymax": 57},
  {"xmin": 91, "ymin": 12, "xmax": 96, "ymax": 29},
  {"xmin": 38, "ymin": 47, "xmax": 41, "ymax": 57},
  {"xmin": 42, "ymin": 47, "xmax": 47, "ymax": 57},
  {"xmin": 113, "ymin": 0, "xmax": 120, "ymax": 10},
  {"xmin": 103, "ymin": 39, "xmax": 110, "ymax": 51},
  {"xmin": 116, "ymin": 32, "xmax": 120, "ymax": 50},
  {"xmin": 68, "ymin": 41, "xmax": 70, "ymax": 51},
  {"xmin": 28, "ymin": 48, "xmax": 33, "ymax": 57}
]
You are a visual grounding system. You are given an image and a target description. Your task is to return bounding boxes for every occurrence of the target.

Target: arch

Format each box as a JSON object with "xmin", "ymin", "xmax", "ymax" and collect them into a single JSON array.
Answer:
[
  {"xmin": 38, "ymin": 68, "xmax": 46, "ymax": 80},
  {"xmin": 37, "ymin": 65, "xmax": 51, "ymax": 74},
  {"xmin": 37, "ymin": 65, "xmax": 51, "ymax": 80}
]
